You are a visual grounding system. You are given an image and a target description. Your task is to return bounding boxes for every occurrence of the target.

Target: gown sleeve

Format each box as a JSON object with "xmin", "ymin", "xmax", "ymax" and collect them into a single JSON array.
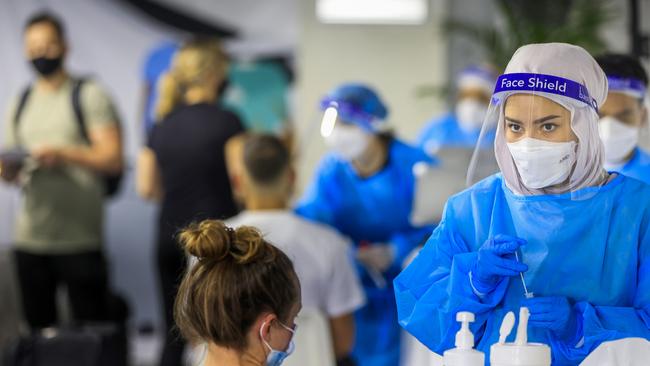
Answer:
[
  {"xmin": 548, "ymin": 214, "xmax": 650, "ymax": 364},
  {"xmin": 295, "ymin": 159, "xmax": 337, "ymax": 227},
  {"xmin": 390, "ymin": 226, "xmax": 436, "ymax": 271},
  {"xmin": 394, "ymin": 201, "xmax": 511, "ymax": 353}
]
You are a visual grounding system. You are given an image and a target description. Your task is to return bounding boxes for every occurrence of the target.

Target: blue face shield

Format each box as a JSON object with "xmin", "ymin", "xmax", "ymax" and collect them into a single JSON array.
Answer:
[{"xmin": 260, "ymin": 320, "xmax": 296, "ymax": 366}]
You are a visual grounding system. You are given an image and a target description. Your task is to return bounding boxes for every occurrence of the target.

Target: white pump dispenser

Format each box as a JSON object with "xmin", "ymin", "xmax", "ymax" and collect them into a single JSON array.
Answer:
[{"xmin": 443, "ymin": 312, "xmax": 485, "ymax": 366}]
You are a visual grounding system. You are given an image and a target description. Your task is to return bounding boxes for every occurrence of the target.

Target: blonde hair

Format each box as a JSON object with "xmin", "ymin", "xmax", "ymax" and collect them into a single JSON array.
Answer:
[
  {"xmin": 155, "ymin": 38, "xmax": 228, "ymax": 121},
  {"xmin": 174, "ymin": 220, "xmax": 300, "ymax": 350}
]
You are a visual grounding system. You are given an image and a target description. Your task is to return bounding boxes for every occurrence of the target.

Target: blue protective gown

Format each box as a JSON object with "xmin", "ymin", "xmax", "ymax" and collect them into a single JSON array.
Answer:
[
  {"xmin": 416, "ymin": 113, "xmax": 495, "ymax": 153},
  {"xmin": 296, "ymin": 139, "xmax": 437, "ymax": 366},
  {"xmin": 395, "ymin": 173, "xmax": 650, "ymax": 365},
  {"xmin": 611, "ymin": 148, "xmax": 650, "ymax": 185}
]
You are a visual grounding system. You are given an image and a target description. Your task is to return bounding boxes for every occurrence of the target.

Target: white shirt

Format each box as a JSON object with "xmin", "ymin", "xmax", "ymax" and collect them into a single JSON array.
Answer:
[{"xmin": 227, "ymin": 210, "xmax": 366, "ymax": 317}]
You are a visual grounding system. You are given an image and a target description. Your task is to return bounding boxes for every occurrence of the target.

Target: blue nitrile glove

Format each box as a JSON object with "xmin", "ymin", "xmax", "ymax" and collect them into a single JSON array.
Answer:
[
  {"xmin": 524, "ymin": 296, "xmax": 581, "ymax": 344},
  {"xmin": 469, "ymin": 234, "xmax": 528, "ymax": 295}
]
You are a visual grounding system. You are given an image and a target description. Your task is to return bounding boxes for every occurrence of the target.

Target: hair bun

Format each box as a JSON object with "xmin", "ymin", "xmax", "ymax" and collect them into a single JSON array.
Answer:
[
  {"xmin": 179, "ymin": 221, "xmax": 274, "ymax": 265},
  {"xmin": 230, "ymin": 226, "xmax": 271, "ymax": 264},
  {"xmin": 179, "ymin": 220, "xmax": 232, "ymax": 261}
]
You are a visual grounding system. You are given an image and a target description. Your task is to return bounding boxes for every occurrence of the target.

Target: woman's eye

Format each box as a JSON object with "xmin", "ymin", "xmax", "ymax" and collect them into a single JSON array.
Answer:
[
  {"xmin": 542, "ymin": 123, "xmax": 557, "ymax": 132},
  {"xmin": 508, "ymin": 123, "xmax": 522, "ymax": 133}
]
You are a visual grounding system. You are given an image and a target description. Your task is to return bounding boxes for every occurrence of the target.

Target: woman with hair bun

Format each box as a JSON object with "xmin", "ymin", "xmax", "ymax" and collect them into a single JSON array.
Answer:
[{"xmin": 175, "ymin": 220, "xmax": 301, "ymax": 366}]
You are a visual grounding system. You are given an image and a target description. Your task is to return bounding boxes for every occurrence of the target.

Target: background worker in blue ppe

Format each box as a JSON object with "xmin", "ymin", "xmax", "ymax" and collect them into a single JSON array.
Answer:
[
  {"xmin": 395, "ymin": 43, "xmax": 650, "ymax": 366},
  {"xmin": 416, "ymin": 65, "xmax": 499, "ymax": 156},
  {"xmin": 595, "ymin": 53, "xmax": 650, "ymax": 184},
  {"xmin": 296, "ymin": 83, "xmax": 437, "ymax": 366}
]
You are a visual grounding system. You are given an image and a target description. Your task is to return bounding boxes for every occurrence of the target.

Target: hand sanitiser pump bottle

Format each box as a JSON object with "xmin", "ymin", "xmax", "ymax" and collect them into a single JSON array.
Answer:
[
  {"xmin": 443, "ymin": 312, "xmax": 485, "ymax": 366},
  {"xmin": 490, "ymin": 307, "xmax": 551, "ymax": 366}
]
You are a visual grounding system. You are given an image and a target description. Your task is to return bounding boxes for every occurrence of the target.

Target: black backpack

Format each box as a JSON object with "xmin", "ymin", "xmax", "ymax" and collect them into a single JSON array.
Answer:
[{"xmin": 13, "ymin": 78, "xmax": 123, "ymax": 197}]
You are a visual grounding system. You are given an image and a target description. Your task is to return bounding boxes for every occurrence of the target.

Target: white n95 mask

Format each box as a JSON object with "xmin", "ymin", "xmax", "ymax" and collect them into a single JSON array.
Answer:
[
  {"xmin": 455, "ymin": 99, "xmax": 488, "ymax": 132},
  {"xmin": 507, "ymin": 138, "xmax": 577, "ymax": 190},
  {"xmin": 324, "ymin": 124, "xmax": 371, "ymax": 161},
  {"xmin": 598, "ymin": 116, "xmax": 639, "ymax": 166}
]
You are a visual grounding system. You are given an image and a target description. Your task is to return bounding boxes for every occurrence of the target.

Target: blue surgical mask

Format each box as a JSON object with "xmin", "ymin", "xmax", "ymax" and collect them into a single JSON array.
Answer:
[{"xmin": 260, "ymin": 321, "xmax": 296, "ymax": 366}]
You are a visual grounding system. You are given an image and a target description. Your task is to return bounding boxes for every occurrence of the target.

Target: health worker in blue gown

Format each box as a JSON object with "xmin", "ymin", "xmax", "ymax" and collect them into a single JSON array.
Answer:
[
  {"xmin": 417, "ymin": 65, "xmax": 498, "ymax": 156},
  {"xmin": 596, "ymin": 53, "xmax": 650, "ymax": 184},
  {"xmin": 395, "ymin": 43, "xmax": 650, "ymax": 366},
  {"xmin": 296, "ymin": 83, "xmax": 437, "ymax": 366}
]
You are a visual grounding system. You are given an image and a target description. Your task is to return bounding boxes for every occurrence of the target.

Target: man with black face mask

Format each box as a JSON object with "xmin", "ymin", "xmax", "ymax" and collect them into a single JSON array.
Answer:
[{"xmin": 0, "ymin": 12, "xmax": 123, "ymax": 330}]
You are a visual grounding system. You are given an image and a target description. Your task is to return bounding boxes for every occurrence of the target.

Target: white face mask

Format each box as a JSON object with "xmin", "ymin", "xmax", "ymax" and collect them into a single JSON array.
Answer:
[
  {"xmin": 598, "ymin": 116, "xmax": 639, "ymax": 166},
  {"xmin": 324, "ymin": 124, "xmax": 371, "ymax": 161},
  {"xmin": 455, "ymin": 99, "xmax": 488, "ymax": 132},
  {"xmin": 507, "ymin": 138, "xmax": 577, "ymax": 190}
]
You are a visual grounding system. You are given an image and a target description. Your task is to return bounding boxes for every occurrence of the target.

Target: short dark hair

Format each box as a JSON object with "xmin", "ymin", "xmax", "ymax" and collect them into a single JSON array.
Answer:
[
  {"xmin": 24, "ymin": 12, "xmax": 66, "ymax": 40},
  {"xmin": 243, "ymin": 134, "xmax": 290, "ymax": 185},
  {"xmin": 595, "ymin": 53, "xmax": 648, "ymax": 88}
]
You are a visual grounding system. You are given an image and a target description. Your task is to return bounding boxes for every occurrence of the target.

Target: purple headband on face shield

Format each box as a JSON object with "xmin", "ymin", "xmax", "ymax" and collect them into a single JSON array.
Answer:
[
  {"xmin": 319, "ymin": 100, "xmax": 379, "ymax": 132},
  {"xmin": 460, "ymin": 66, "xmax": 497, "ymax": 83},
  {"xmin": 607, "ymin": 76, "xmax": 647, "ymax": 99},
  {"xmin": 493, "ymin": 73, "xmax": 599, "ymax": 111}
]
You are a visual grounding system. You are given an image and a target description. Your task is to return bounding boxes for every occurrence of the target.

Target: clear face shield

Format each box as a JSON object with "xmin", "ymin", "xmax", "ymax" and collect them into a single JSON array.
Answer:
[
  {"xmin": 296, "ymin": 100, "xmax": 377, "ymax": 170},
  {"xmin": 467, "ymin": 72, "xmax": 606, "ymax": 199},
  {"xmin": 634, "ymin": 94, "xmax": 649, "ymax": 142},
  {"xmin": 598, "ymin": 77, "xmax": 650, "ymax": 166},
  {"xmin": 319, "ymin": 101, "xmax": 387, "ymax": 161}
]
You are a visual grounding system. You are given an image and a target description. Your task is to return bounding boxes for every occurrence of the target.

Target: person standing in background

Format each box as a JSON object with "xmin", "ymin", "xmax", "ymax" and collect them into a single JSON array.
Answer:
[
  {"xmin": 417, "ymin": 65, "xmax": 498, "ymax": 156},
  {"xmin": 596, "ymin": 53, "xmax": 650, "ymax": 184},
  {"xmin": 0, "ymin": 12, "xmax": 123, "ymax": 330},
  {"xmin": 136, "ymin": 38, "xmax": 244, "ymax": 366},
  {"xmin": 296, "ymin": 84, "xmax": 436, "ymax": 366},
  {"xmin": 227, "ymin": 134, "xmax": 365, "ymax": 365}
]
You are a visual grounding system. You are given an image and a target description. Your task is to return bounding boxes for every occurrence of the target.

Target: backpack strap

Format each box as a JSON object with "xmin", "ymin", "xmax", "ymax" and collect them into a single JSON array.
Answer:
[
  {"xmin": 13, "ymin": 85, "xmax": 32, "ymax": 145},
  {"xmin": 71, "ymin": 78, "xmax": 90, "ymax": 144}
]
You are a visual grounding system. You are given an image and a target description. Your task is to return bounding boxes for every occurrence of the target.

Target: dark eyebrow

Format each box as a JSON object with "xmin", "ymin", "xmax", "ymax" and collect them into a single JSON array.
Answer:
[
  {"xmin": 533, "ymin": 115, "xmax": 561, "ymax": 124},
  {"xmin": 505, "ymin": 115, "xmax": 560, "ymax": 124},
  {"xmin": 504, "ymin": 116, "xmax": 523, "ymax": 124}
]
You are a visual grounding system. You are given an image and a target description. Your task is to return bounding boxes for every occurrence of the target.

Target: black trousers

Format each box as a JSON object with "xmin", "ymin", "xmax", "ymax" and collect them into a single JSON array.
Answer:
[
  {"xmin": 157, "ymin": 236, "xmax": 187, "ymax": 366},
  {"xmin": 13, "ymin": 249, "xmax": 109, "ymax": 330}
]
